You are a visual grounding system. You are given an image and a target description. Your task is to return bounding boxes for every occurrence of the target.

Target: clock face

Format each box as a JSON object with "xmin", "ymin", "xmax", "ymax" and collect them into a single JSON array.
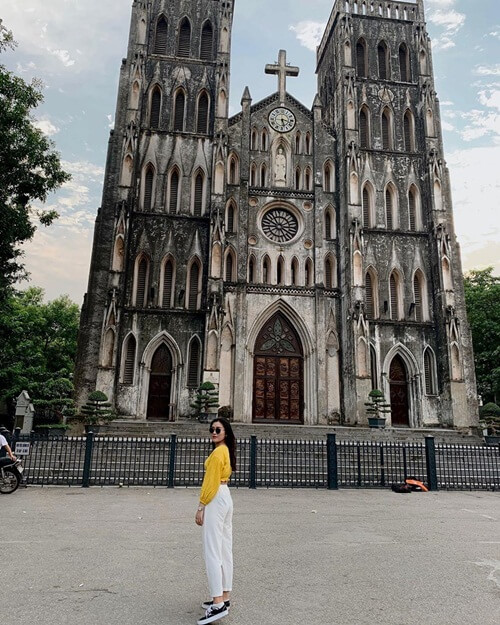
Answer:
[{"xmin": 268, "ymin": 107, "xmax": 296, "ymax": 133}]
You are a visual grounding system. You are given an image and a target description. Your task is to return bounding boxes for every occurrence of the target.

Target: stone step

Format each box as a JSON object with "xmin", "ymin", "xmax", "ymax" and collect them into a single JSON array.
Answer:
[{"xmin": 98, "ymin": 419, "xmax": 483, "ymax": 445}]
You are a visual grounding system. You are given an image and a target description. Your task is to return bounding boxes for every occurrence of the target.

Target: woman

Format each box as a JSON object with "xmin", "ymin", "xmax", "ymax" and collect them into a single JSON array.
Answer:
[{"xmin": 195, "ymin": 417, "xmax": 236, "ymax": 625}]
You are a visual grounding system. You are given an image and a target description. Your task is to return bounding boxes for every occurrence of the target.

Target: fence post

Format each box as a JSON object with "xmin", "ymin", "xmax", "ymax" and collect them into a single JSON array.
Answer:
[
  {"xmin": 425, "ymin": 436, "xmax": 438, "ymax": 491},
  {"xmin": 168, "ymin": 434, "xmax": 177, "ymax": 489},
  {"xmin": 82, "ymin": 431, "xmax": 94, "ymax": 488},
  {"xmin": 249, "ymin": 436, "xmax": 257, "ymax": 489},
  {"xmin": 327, "ymin": 434, "xmax": 339, "ymax": 490}
]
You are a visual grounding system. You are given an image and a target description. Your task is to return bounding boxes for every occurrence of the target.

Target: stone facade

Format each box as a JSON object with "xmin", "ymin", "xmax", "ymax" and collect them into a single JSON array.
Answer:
[{"xmin": 74, "ymin": 0, "xmax": 478, "ymax": 429}]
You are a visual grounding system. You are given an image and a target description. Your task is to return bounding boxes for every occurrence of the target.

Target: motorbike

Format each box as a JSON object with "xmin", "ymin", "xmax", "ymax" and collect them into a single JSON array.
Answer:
[{"xmin": 0, "ymin": 457, "xmax": 24, "ymax": 494}]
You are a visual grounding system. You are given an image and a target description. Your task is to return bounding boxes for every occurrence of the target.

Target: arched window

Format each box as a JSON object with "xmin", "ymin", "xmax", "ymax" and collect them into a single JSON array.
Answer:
[
  {"xmin": 277, "ymin": 256, "xmax": 285, "ymax": 285},
  {"xmin": 295, "ymin": 167, "xmax": 301, "ymax": 190},
  {"xmin": 434, "ymin": 179, "xmax": 443, "ymax": 211},
  {"xmin": 134, "ymin": 255, "xmax": 149, "ymax": 308},
  {"xmin": 389, "ymin": 271, "xmax": 403, "ymax": 321},
  {"xmin": 248, "ymin": 255, "xmax": 256, "ymax": 282},
  {"xmin": 112, "ymin": 236, "xmax": 125, "ymax": 272},
  {"xmin": 291, "ymin": 257, "xmax": 299, "ymax": 286},
  {"xmin": 382, "ymin": 107, "xmax": 393, "ymax": 150},
  {"xmin": 359, "ymin": 106, "xmax": 370, "ymax": 148},
  {"xmin": 226, "ymin": 202, "xmax": 236, "ymax": 234},
  {"xmin": 187, "ymin": 338, "xmax": 201, "ymax": 387},
  {"xmin": 399, "ymin": 43, "xmax": 411, "ymax": 82},
  {"xmin": 193, "ymin": 171, "xmax": 204, "ymax": 216},
  {"xmin": 305, "ymin": 258, "xmax": 313, "ymax": 287},
  {"xmin": 262, "ymin": 255, "xmax": 271, "ymax": 284},
  {"xmin": 196, "ymin": 91, "xmax": 209, "ymax": 134},
  {"xmin": 130, "ymin": 80, "xmax": 140, "ymax": 110},
  {"xmin": 305, "ymin": 167, "xmax": 312, "ymax": 191},
  {"xmin": 121, "ymin": 154, "xmax": 133, "ymax": 187},
  {"xmin": 324, "ymin": 162, "xmax": 334, "ymax": 192},
  {"xmin": 385, "ymin": 184, "xmax": 398, "ymax": 230},
  {"xmin": 356, "ymin": 39, "xmax": 367, "ymax": 77},
  {"xmin": 173, "ymin": 89, "xmax": 186, "ymax": 131},
  {"xmin": 187, "ymin": 259, "xmax": 201, "ymax": 310},
  {"xmin": 451, "ymin": 343, "xmax": 461, "ymax": 380},
  {"xmin": 295, "ymin": 131, "xmax": 301, "ymax": 154},
  {"xmin": 261, "ymin": 129, "xmax": 268, "ymax": 151},
  {"xmin": 153, "ymin": 17, "xmax": 168, "ymax": 55},
  {"xmin": 365, "ymin": 269, "xmax": 378, "ymax": 319},
  {"xmin": 250, "ymin": 163, "xmax": 257, "ymax": 186},
  {"xmin": 419, "ymin": 49, "xmax": 428, "ymax": 75},
  {"xmin": 260, "ymin": 163, "xmax": 267, "ymax": 187},
  {"xmin": 150, "ymin": 87, "xmax": 162, "ymax": 129},
  {"xmin": 424, "ymin": 348, "xmax": 437, "ymax": 395},
  {"xmin": 251, "ymin": 129, "xmax": 258, "ymax": 150},
  {"xmin": 228, "ymin": 154, "xmax": 238, "ymax": 184},
  {"xmin": 102, "ymin": 328, "xmax": 115, "ymax": 368},
  {"xmin": 324, "ymin": 255, "xmax": 335, "ymax": 289},
  {"xmin": 378, "ymin": 41, "xmax": 389, "ymax": 79},
  {"xmin": 162, "ymin": 257, "xmax": 175, "ymax": 308},
  {"xmin": 426, "ymin": 108, "xmax": 435, "ymax": 137},
  {"xmin": 168, "ymin": 168, "xmax": 180, "ymax": 213},
  {"xmin": 177, "ymin": 18, "xmax": 191, "ymax": 57},
  {"xmin": 408, "ymin": 184, "xmax": 420, "ymax": 231},
  {"xmin": 404, "ymin": 110, "xmax": 415, "ymax": 151},
  {"xmin": 305, "ymin": 132, "xmax": 312, "ymax": 155},
  {"xmin": 370, "ymin": 345, "xmax": 378, "ymax": 390},
  {"xmin": 225, "ymin": 250, "xmax": 235, "ymax": 282},
  {"xmin": 325, "ymin": 209, "xmax": 332, "ymax": 239},
  {"xmin": 413, "ymin": 270, "xmax": 425, "ymax": 322},
  {"xmin": 362, "ymin": 183, "xmax": 374, "ymax": 228},
  {"xmin": 200, "ymin": 21, "xmax": 214, "ymax": 61},
  {"xmin": 143, "ymin": 165, "xmax": 155, "ymax": 211},
  {"xmin": 123, "ymin": 335, "xmax": 136, "ymax": 385}
]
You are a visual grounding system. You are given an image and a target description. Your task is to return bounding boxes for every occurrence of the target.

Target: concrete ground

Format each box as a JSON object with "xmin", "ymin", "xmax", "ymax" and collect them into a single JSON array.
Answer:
[{"xmin": 1, "ymin": 487, "xmax": 499, "ymax": 625}]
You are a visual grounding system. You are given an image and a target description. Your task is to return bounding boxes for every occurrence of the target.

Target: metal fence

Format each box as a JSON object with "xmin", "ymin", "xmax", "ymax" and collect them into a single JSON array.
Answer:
[{"xmin": 12, "ymin": 433, "xmax": 500, "ymax": 491}]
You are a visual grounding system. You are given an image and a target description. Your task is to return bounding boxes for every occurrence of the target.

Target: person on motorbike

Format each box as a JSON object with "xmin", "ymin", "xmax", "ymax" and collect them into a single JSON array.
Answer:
[{"xmin": 0, "ymin": 431, "xmax": 16, "ymax": 462}]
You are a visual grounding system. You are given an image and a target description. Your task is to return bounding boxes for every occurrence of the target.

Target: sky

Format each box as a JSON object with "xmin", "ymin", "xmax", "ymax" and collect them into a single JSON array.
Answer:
[{"xmin": 1, "ymin": 0, "xmax": 499, "ymax": 303}]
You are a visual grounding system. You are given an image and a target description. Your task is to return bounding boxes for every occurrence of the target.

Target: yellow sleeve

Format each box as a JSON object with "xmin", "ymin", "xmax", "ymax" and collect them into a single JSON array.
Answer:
[{"xmin": 199, "ymin": 449, "xmax": 224, "ymax": 506}]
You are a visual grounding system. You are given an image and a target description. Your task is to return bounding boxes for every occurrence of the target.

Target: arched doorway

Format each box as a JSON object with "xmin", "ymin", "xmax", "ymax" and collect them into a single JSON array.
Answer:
[
  {"xmin": 389, "ymin": 355, "xmax": 410, "ymax": 426},
  {"xmin": 253, "ymin": 312, "xmax": 304, "ymax": 423},
  {"xmin": 147, "ymin": 344, "xmax": 173, "ymax": 421}
]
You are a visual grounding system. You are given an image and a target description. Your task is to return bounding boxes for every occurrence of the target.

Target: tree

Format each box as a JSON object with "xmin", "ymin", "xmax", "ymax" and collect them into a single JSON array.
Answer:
[
  {"xmin": 0, "ymin": 288, "xmax": 80, "ymax": 421},
  {"xmin": 464, "ymin": 268, "xmax": 500, "ymax": 404},
  {"xmin": 0, "ymin": 20, "xmax": 70, "ymax": 300}
]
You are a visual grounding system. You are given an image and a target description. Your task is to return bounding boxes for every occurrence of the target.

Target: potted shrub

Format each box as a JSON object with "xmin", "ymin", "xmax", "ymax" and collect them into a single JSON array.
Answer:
[
  {"xmin": 479, "ymin": 402, "xmax": 500, "ymax": 446},
  {"xmin": 80, "ymin": 391, "xmax": 115, "ymax": 433},
  {"xmin": 34, "ymin": 423, "xmax": 71, "ymax": 437},
  {"xmin": 365, "ymin": 389, "xmax": 391, "ymax": 428},
  {"xmin": 191, "ymin": 382, "xmax": 219, "ymax": 423}
]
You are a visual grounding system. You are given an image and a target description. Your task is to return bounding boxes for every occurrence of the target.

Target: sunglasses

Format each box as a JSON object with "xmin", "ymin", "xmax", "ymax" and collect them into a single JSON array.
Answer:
[{"xmin": 209, "ymin": 427, "xmax": 223, "ymax": 435}]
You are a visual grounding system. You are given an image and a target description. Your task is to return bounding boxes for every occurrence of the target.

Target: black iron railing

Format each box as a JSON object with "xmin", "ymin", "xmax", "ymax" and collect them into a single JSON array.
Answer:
[{"xmin": 12, "ymin": 433, "xmax": 500, "ymax": 491}]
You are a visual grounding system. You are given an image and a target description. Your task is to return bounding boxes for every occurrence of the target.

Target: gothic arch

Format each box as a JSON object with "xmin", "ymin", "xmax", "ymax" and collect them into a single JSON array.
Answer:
[
  {"xmin": 324, "ymin": 205, "xmax": 335, "ymax": 239},
  {"xmin": 153, "ymin": 16, "xmax": 168, "ymax": 55},
  {"xmin": 224, "ymin": 246, "xmax": 237, "ymax": 282},
  {"xmin": 196, "ymin": 90, "xmax": 210, "ymax": 134},
  {"xmin": 377, "ymin": 40, "xmax": 390, "ymax": 80},
  {"xmin": 173, "ymin": 87, "xmax": 186, "ymax": 131},
  {"xmin": 423, "ymin": 346, "xmax": 438, "ymax": 395},
  {"xmin": 403, "ymin": 109, "xmax": 416, "ymax": 151},
  {"xmin": 121, "ymin": 153, "xmax": 133, "ymax": 187},
  {"xmin": 141, "ymin": 163, "xmax": 156, "ymax": 211},
  {"xmin": 159, "ymin": 254, "xmax": 176, "ymax": 308},
  {"xmin": 356, "ymin": 37, "xmax": 367, "ymax": 77},
  {"xmin": 211, "ymin": 242, "xmax": 222, "ymax": 279},
  {"xmin": 133, "ymin": 253, "xmax": 151, "ymax": 308},
  {"xmin": 112, "ymin": 235, "xmax": 125, "ymax": 271},
  {"xmin": 225, "ymin": 199, "xmax": 237, "ymax": 234},
  {"xmin": 167, "ymin": 166, "xmax": 181, "ymax": 213},
  {"xmin": 399, "ymin": 42, "xmax": 411, "ymax": 82},
  {"xmin": 389, "ymin": 268, "xmax": 404, "ymax": 320},
  {"xmin": 248, "ymin": 254, "xmax": 256, "ymax": 282},
  {"xmin": 214, "ymin": 161, "xmax": 225, "ymax": 194},
  {"xmin": 385, "ymin": 182, "xmax": 399, "ymax": 230},
  {"xmin": 408, "ymin": 184, "xmax": 422, "ymax": 231},
  {"xmin": 200, "ymin": 20, "xmax": 214, "ymax": 61},
  {"xmin": 244, "ymin": 300, "xmax": 317, "ymax": 424},
  {"xmin": 149, "ymin": 84, "xmax": 162, "ymax": 129},
  {"xmin": 353, "ymin": 250, "xmax": 362, "ymax": 286},
  {"xmin": 413, "ymin": 269, "xmax": 429, "ymax": 322},
  {"xmin": 291, "ymin": 256, "xmax": 300, "ymax": 286},
  {"xmin": 359, "ymin": 105, "xmax": 371, "ymax": 148},
  {"xmin": 262, "ymin": 254, "xmax": 272, "ymax": 284},
  {"xmin": 121, "ymin": 332, "xmax": 137, "ymax": 385},
  {"xmin": 130, "ymin": 80, "xmax": 141, "ymax": 110},
  {"xmin": 323, "ymin": 160, "xmax": 335, "ymax": 192},
  {"xmin": 191, "ymin": 168, "xmax": 206, "ymax": 216},
  {"xmin": 228, "ymin": 152, "xmax": 240, "ymax": 185},
  {"xmin": 101, "ymin": 328, "xmax": 115, "ymax": 368},
  {"xmin": 186, "ymin": 256, "xmax": 202, "ymax": 310},
  {"xmin": 362, "ymin": 181, "xmax": 375, "ymax": 228},
  {"xmin": 365, "ymin": 266, "xmax": 379, "ymax": 319},
  {"xmin": 381, "ymin": 106, "xmax": 394, "ymax": 150},
  {"xmin": 382, "ymin": 343, "xmax": 421, "ymax": 427},
  {"xmin": 177, "ymin": 17, "xmax": 191, "ymax": 57}
]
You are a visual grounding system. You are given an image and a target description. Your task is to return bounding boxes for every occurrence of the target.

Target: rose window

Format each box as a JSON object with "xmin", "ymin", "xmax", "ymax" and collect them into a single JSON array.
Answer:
[{"xmin": 261, "ymin": 208, "xmax": 298, "ymax": 243}]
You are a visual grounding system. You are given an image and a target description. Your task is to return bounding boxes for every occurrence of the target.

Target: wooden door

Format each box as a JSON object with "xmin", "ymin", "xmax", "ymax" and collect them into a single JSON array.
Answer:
[
  {"xmin": 389, "ymin": 355, "xmax": 410, "ymax": 427},
  {"xmin": 253, "ymin": 313, "xmax": 304, "ymax": 423},
  {"xmin": 147, "ymin": 345, "xmax": 173, "ymax": 421}
]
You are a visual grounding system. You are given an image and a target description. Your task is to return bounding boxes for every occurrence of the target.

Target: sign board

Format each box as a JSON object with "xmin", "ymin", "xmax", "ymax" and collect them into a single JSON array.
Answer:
[{"xmin": 14, "ymin": 442, "xmax": 31, "ymax": 456}]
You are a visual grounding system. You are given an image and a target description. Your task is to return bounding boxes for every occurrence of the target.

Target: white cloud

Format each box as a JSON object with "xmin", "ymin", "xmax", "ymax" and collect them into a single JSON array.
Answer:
[
  {"xmin": 447, "ymin": 146, "xmax": 500, "ymax": 274},
  {"xmin": 441, "ymin": 120, "xmax": 455, "ymax": 132},
  {"xmin": 33, "ymin": 118, "xmax": 60, "ymax": 136},
  {"xmin": 479, "ymin": 89, "xmax": 500, "ymax": 110},
  {"xmin": 289, "ymin": 21, "xmax": 326, "ymax": 52},
  {"xmin": 475, "ymin": 65, "xmax": 500, "ymax": 76},
  {"xmin": 48, "ymin": 48, "xmax": 75, "ymax": 67},
  {"xmin": 427, "ymin": 3, "xmax": 465, "ymax": 51}
]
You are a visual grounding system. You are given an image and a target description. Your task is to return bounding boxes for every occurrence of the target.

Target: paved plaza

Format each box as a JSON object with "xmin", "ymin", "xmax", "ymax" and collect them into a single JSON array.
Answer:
[{"xmin": 1, "ymin": 486, "xmax": 499, "ymax": 625}]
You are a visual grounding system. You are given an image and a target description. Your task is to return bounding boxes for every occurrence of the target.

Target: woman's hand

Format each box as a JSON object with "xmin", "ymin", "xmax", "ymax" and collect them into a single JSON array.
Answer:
[{"xmin": 195, "ymin": 507, "xmax": 205, "ymax": 526}]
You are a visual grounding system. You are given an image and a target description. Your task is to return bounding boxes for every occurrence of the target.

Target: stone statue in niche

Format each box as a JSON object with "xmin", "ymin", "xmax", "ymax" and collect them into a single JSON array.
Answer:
[{"xmin": 275, "ymin": 147, "xmax": 287, "ymax": 187}]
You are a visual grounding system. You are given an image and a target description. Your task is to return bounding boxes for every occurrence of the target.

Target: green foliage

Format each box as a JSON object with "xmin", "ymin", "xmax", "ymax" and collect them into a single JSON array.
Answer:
[
  {"xmin": 0, "ymin": 24, "xmax": 70, "ymax": 299},
  {"xmin": 80, "ymin": 391, "xmax": 114, "ymax": 425},
  {"xmin": 0, "ymin": 288, "xmax": 80, "ymax": 417},
  {"xmin": 365, "ymin": 389, "xmax": 391, "ymax": 418},
  {"xmin": 191, "ymin": 382, "xmax": 219, "ymax": 415},
  {"xmin": 464, "ymin": 268, "xmax": 500, "ymax": 403},
  {"xmin": 479, "ymin": 403, "xmax": 500, "ymax": 435}
]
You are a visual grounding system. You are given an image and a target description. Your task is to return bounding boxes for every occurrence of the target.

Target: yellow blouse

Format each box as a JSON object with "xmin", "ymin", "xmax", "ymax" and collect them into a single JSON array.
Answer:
[{"xmin": 199, "ymin": 444, "xmax": 232, "ymax": 506}]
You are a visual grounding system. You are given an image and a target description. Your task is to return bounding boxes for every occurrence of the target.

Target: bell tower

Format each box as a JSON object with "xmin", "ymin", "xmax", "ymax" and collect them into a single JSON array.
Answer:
[
  {"xmin": 75, "ymin": 0, "xmax": 235, "ymax": 419},
  {"xmin": 316, "ymin": 0, "xmax": 477, "ymax": 427}
]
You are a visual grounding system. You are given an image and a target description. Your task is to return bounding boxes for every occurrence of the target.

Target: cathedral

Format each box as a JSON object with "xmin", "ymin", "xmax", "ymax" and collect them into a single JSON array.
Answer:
[{"xmin": 75, "ymin": 0, "xmax": 478, "ymax": 429}]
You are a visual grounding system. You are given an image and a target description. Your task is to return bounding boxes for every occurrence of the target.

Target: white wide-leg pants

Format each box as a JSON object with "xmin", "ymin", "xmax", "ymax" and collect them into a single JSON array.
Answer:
[{"xmin": 202, "ymin": 485, "xmax": 233, "ymax": 598}]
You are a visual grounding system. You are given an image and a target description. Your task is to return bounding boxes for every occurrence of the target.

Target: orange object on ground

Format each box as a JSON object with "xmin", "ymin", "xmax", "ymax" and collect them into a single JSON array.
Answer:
[{"xmin": 405, "ymin": 478, "xmax": 429, "ymax": 492}]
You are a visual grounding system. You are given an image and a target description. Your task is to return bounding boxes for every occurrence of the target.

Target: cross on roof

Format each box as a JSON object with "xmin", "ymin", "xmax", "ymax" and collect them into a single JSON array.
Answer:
[{"xmin": 265, "ymin": 50, "xmax": 300, "ymax": 105}]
